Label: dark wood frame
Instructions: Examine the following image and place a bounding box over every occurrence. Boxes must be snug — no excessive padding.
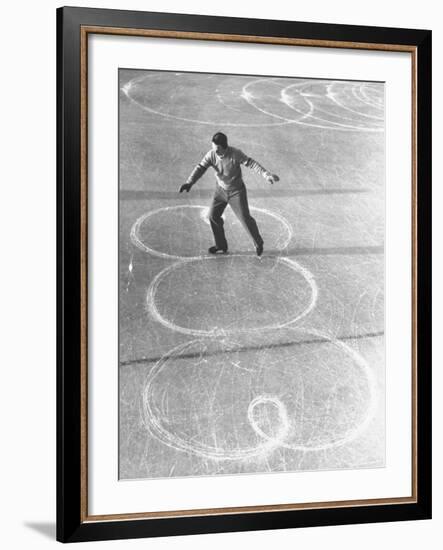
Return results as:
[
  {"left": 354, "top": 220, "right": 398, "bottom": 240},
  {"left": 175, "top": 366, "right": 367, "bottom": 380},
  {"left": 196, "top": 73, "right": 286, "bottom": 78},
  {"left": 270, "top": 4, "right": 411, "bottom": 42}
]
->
[{"left": 57, "top": 6, "right": 432, "bottom": 543}]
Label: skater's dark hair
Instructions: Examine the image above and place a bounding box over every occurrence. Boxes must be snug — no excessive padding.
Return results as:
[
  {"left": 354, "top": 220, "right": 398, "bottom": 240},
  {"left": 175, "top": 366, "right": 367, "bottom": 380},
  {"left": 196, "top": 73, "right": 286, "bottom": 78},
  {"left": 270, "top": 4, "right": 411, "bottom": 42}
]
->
[{"left": 212, "top": 132, "right": 228, "bottom": 148}]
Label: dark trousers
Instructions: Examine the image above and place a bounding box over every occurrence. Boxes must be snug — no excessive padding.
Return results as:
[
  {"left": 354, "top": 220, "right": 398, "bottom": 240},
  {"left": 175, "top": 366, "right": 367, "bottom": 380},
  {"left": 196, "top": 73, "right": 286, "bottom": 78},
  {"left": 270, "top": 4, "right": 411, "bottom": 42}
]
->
[{"left": 208, "top": 184, "right": 263, "bottom": 250}]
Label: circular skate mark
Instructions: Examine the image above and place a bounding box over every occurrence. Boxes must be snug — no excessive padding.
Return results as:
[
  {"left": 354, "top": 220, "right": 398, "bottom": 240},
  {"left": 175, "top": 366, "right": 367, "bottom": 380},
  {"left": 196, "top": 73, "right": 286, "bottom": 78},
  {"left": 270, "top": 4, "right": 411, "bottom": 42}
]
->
[
  {"left": 122, "top": 73, "right": 293, "bottom": 127},
  {"left": 147, "top": 256, "right": 318, "bottom": 336},
  {"left": 358, "top": 84, "right": 384, "bottom": 108},
  {"left": 130, "top": 205, "right": 293, "bottom": 260},
  {"left": 141, "top": 331, "right": 377, "bottom": 460},
  {"left": 121, "top": 73, "right": 384, "bottom": 132},
  {"left": 326, "top": 82, "right": 384, "bottom": 121},
  {"left": 274, "top": 80, "right": 384, "bottom": 130}
]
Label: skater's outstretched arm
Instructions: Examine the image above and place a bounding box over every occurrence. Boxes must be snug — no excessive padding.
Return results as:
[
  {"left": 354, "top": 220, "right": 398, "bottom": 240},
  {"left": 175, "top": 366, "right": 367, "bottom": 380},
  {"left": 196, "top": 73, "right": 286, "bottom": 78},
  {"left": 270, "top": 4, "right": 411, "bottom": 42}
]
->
[
  {"left": 238, "top": 150, "right": 280, "bottom": 184},
  {"left": 180, "top": 151, "right": 213, "bottom": 193}
]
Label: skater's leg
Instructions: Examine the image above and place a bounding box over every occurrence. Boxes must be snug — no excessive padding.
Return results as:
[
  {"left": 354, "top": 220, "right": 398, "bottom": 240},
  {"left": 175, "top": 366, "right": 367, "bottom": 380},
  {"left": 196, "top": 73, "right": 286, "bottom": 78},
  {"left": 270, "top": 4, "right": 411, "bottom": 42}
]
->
[
  {"left": 208, "top": 186, "right": 228, "bottom": 250},
  {"left": 229, "top": 187, "right": 263, "bottom": 250}
]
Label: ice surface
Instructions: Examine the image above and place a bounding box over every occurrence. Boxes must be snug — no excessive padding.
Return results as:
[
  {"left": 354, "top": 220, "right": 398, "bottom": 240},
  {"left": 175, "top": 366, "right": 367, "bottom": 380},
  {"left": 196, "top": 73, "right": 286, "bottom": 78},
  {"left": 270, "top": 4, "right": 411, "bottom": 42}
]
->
[{"left": 118, "top": 70, "right": 385, "bottom": 480}]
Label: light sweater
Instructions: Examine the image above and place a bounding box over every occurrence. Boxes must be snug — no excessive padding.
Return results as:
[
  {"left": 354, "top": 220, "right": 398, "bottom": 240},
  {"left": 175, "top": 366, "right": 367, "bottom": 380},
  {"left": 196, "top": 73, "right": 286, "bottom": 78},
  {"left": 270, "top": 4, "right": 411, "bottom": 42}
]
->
[{"left": 186, "top": 146, "right": 271, "bottom": 191}]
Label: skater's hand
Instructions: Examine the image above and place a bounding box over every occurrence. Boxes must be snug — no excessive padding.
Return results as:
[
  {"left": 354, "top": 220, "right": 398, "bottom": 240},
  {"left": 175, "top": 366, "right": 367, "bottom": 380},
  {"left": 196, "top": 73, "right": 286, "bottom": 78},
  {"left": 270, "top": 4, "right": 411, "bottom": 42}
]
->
[
  {"left": 179, "top": 183, "right": 192, "bottom": 193},
  {"left": 267, "top": 174, "right": 280, "bottom": 185}
]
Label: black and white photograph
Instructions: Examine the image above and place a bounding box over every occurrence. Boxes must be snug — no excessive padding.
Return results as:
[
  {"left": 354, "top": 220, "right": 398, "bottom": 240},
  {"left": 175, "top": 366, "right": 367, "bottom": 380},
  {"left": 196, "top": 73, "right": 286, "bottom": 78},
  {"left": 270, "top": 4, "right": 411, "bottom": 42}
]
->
[{"left": 118, "top": 69, "right": 385, "bottom": 481}]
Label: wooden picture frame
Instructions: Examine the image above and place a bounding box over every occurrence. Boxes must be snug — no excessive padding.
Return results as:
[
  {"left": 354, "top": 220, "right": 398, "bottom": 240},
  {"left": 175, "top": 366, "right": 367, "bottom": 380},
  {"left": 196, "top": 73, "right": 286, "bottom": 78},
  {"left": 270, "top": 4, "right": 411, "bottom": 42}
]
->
[{"left": 57, "top": 6, "right": 431, "bottom": 543}]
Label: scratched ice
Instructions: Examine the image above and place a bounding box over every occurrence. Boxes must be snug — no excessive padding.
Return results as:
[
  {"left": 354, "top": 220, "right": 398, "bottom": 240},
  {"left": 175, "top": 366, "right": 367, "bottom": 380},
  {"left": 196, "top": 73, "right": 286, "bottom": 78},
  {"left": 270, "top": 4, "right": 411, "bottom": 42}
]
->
[
  {"left": 118, "top": 70, "right": 385, "bottom": 480},
  {"left": 131, "top": 205, "right": 292, "bottom": 260},
  {"left": 147, "top": 256, "right": 317, "bottom": 336},
  {"left": 140, "top": 331, "right": 378, "bottom": 466},
  {"left": 122, "top": 72, "right": 384, "bottom": 131}
]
